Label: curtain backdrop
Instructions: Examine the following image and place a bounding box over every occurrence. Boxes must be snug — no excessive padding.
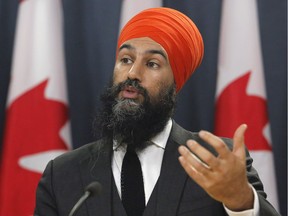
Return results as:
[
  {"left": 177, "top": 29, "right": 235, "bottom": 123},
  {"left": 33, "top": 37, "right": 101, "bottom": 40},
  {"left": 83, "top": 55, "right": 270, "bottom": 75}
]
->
[{"left": 0, "top": 0, "right": 286, "bottom": 215}]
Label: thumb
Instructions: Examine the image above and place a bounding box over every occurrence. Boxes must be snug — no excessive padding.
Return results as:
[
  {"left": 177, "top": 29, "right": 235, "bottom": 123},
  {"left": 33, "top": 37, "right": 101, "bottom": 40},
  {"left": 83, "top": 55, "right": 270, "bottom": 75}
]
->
[{"left": 233, "top": 124, "right": 248, "bottom": 161}]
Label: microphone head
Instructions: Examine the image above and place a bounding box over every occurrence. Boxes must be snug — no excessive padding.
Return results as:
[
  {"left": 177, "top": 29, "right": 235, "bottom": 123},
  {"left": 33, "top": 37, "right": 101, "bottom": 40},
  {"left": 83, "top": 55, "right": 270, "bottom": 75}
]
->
[{"left": 85, "top": 181, "right": 102, "bottom": 196}]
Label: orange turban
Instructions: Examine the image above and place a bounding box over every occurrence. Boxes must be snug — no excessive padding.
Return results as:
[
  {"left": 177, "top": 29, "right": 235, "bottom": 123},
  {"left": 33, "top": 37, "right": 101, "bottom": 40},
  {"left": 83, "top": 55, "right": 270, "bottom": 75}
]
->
[{"left": 118, "top": 7, "right": 204, "bottom": 92}]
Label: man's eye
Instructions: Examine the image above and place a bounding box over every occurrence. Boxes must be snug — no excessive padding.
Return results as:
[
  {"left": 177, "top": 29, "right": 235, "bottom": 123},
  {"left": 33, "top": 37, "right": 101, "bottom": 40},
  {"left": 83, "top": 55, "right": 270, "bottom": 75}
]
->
[
  {"left": 121, "top": 58, "right": 132, "bottom": 64},
  {"left": 147, "top": 61, "right": 159, "bottom": 68}
]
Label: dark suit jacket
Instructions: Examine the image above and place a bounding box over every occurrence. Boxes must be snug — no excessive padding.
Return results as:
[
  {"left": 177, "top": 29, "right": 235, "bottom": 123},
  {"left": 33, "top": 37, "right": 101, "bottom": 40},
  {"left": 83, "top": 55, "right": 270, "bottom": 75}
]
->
[{"left": 34, "top": 121, "right": 280, "bottom": 216}]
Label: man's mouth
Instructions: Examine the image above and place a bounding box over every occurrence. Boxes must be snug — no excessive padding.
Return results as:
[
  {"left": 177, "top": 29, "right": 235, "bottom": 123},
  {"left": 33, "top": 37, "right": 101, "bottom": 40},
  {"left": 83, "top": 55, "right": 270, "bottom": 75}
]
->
[{"left": 121, "top": 86, "right": 141, "bottom": 99}]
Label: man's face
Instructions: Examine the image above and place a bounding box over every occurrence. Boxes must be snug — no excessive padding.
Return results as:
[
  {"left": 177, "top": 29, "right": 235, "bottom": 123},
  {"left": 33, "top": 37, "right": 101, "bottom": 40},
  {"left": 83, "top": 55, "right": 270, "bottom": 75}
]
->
[
  {"left": 113, "top": 37, "right": 174, "bottom": 105},
  {"left": 95, "top": 37, "right": 176, "bottom": 146}
]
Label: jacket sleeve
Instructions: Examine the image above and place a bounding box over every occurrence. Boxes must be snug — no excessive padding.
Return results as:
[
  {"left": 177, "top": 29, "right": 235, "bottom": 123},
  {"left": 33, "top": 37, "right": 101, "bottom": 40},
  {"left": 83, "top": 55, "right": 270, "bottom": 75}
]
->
[
  {"left": 34, "top": 160, "right": 59, "bottom": 216},
  {"left": 244, "top": 148, "right": 280, "bottom": 216}
]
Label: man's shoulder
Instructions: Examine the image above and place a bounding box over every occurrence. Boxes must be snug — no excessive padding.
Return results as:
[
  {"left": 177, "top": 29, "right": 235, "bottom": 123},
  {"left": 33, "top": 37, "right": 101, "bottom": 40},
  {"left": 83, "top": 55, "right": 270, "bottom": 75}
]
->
[
  {"left": 171, "top": 120, "right": 233, "bottom": 150},
  {"left": 170, "top": 120, "right": 199, "bottom": 140},
  {"left": 52, "top": 139, "right": 108, "bottom": 166}
]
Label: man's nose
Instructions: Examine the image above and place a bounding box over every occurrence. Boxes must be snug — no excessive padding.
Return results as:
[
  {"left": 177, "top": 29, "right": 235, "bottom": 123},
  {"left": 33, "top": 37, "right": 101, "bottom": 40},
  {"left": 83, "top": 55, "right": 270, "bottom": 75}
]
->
[{"left": 127, "top": 61, "right": 142, "bottom": 81}]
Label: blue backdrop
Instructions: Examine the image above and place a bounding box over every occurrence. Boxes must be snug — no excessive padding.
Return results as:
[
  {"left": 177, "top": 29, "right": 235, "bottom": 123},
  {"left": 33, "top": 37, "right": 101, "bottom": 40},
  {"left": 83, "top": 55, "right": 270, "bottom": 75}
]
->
[{"left": 0, "top": 0, "right": 286, "bottom": 214}]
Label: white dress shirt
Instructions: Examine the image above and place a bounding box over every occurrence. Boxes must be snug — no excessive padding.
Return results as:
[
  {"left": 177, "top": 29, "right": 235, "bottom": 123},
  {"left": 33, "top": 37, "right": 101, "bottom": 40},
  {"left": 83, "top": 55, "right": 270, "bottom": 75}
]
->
[{"left": 112, "top": 119, "right": 259, "bottom": 215}]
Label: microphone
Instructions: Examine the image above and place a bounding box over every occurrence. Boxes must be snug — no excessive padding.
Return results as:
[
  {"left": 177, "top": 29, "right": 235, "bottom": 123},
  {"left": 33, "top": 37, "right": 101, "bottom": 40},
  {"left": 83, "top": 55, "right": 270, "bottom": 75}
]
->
[{"left": 68, "top": 181, "right": 102, "bottom": 216}]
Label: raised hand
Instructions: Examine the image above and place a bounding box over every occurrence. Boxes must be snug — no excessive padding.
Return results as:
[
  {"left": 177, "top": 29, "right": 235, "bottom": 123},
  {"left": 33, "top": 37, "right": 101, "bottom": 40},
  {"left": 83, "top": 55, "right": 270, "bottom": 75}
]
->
[{"left": 178, "top": 124, "right": 254, "bottom": 211}]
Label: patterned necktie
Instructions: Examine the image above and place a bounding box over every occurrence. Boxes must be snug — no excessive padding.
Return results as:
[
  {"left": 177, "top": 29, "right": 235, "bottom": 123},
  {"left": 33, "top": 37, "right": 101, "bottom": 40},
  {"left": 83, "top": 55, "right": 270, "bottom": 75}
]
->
[{"left": 121, "top": 145, "right": 145, "bottom": 216}]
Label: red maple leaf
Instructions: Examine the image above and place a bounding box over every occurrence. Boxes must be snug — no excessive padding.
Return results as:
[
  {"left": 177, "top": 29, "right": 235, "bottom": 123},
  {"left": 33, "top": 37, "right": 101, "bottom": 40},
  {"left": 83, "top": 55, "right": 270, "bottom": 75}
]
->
[
  {"left": 215, "top": 72, "right": 271, "bottom": 151},
  {"left": 0, "top": 79, "right": 69, "bottom": 215}
]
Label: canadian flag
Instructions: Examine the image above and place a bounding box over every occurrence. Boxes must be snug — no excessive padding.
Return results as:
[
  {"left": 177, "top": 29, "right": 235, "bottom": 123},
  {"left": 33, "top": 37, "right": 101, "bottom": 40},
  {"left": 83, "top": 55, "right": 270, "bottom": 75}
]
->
[
  {"left": 0, "top": 0, "right": 71, "bottom": 215},
  {"left": 215, "top": 0, "right": 279, "bottom": 210}
]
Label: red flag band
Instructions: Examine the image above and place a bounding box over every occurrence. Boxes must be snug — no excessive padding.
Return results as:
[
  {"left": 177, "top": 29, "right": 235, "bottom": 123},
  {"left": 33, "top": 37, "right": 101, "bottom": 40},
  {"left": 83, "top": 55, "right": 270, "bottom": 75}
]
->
[
  {"left": 0, "top": 0, "right": 71, "bottom": 215},
  {"left": 215, "top": 0, "right": 279, "bottom": 210}
]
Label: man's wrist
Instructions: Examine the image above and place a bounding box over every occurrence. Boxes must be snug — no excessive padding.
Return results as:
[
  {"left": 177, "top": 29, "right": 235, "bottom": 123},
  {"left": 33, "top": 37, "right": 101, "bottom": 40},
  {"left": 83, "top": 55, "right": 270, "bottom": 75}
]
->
[
  {"left": 224, "top": 185, "right": 260, "bottom": 216},
  {"left": 224, "top": 184, "right": 254, "bottom": 211}
]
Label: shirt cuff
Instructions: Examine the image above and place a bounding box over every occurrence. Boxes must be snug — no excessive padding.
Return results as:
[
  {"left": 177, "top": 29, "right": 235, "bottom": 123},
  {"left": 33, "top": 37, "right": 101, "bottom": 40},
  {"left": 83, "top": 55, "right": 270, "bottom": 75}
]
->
[{"left": 224, "top": 185, "right": 260, "bottom": 216}]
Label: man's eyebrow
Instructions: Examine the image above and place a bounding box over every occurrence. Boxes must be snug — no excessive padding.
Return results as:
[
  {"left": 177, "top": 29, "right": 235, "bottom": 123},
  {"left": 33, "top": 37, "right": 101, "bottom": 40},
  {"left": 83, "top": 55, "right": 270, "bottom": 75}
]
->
[
  {"left": 146, "top": 49, "right": 168, "bottom": 61},
  {"left": 119, "top": 44, "right": 168, "bottom": 61},
  {"left": 119, "top": 43, "right": 134, "bottom": 51}
]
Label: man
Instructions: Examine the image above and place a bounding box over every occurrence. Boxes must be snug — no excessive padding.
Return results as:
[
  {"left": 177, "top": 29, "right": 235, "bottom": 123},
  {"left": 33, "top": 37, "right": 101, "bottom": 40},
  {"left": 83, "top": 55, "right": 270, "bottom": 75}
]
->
[{"left": 35, "top": 7, "right": 279, "bottom": 216}]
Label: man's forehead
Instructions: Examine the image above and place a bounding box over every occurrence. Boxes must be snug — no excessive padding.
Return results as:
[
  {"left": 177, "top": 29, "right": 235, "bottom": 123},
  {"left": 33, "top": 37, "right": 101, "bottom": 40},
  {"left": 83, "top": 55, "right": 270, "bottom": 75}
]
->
[
  {"left": 119, "top": 37, "right": 168, "bottom": 59},
  {"left": 120, "top": 37, "right": 163, "bottom": 48}
]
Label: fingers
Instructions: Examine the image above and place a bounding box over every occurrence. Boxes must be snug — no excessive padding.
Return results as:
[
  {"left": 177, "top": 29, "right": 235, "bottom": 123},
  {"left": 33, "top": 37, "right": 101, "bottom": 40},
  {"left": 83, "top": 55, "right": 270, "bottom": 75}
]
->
[
  {"left": 179, "top": 124, "right": 248, "bottom": 176},
  {"left": 233, "top": 124, "right": 247, "bottom": 146},
  {"left": 178, "top": 133, "right": 227, "bottom": 175},
  {"left": 185, "top": 140, "right": 218, "bottom": 169},
  {"left": 198, "top": 130, "right": 230, "bottom": 158},
  {"left": 178, "top": 146, "right": 205, "bottom": 183},
  {"left": 178, "top": 144, "right": 208, "bottom": 174},
  {"left": 233, "top": 124, "right": 247, "bottom": 160}
]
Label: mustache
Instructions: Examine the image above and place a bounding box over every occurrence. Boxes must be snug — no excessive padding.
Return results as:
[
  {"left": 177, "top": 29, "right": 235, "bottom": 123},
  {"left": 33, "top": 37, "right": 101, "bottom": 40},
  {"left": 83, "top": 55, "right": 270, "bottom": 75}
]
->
[{"left": 115, "top": 79, "right": 148, "bottom": 98}]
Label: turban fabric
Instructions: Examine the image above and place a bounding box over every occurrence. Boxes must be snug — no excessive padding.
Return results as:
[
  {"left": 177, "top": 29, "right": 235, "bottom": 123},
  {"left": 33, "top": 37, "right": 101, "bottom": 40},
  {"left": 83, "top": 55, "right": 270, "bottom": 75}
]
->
[{"left": 118, "top": 7, "right": 204, "bottom": 92}]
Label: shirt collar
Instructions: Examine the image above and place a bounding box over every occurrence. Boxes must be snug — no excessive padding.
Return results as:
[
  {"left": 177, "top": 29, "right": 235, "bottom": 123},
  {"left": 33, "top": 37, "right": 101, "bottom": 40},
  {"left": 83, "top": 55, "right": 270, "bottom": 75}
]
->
[
  {"left": 150, "top": 118, "right": 172, "bottom": 149},
  {"left": 113, "top": 118, "right": 173, "bottom": 150}
]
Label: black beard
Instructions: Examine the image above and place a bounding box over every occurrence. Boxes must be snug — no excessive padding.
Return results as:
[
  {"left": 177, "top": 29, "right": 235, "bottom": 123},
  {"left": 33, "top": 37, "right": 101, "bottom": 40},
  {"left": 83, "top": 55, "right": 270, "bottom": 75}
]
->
[{"left": 94, "top": 78, "right": 176, "bottom": 150}]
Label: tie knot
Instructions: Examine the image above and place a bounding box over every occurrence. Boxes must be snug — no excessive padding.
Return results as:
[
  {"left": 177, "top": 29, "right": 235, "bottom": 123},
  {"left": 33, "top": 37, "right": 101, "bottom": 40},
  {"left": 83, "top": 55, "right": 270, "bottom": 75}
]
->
[{"left": 126, "top": 144, "right": 136, "bottom": 153}]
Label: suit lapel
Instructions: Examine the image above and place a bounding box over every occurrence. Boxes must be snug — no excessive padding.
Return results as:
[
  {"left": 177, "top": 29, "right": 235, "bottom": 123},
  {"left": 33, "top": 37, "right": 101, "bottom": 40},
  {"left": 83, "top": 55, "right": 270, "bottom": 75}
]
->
[
  {"left": 143, "top": 136, "right": 188, "bottom": 216},
  {"left": 153, "top": 122, "right": 196, "bottom": 216},
  {"left": 78, "top": 140, "right": 113, "bottom": 216}
]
